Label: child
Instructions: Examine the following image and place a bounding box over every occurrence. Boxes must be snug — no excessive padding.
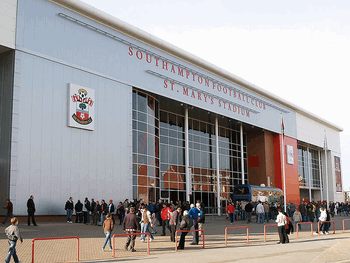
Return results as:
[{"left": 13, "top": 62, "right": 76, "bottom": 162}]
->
[{"left": 4, "top": 217, "right": 23, "bottom": 263}]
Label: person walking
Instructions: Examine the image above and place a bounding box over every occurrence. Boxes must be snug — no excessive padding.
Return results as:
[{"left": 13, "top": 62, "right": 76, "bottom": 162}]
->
[
  {"left": 177, "top": 210, "right": 193, "bottom": 250},
  {"left": 140, "top": 206, "right": 154, "bottom": 242},
  {"left": 65, "top": 197, "right": 74, "bottom": 223},
  {"left": 27, "top": 195, "right": 37, "bottom": 226},
  {"left": 276, "top": 207, "right": 289, "bottom": 244},
  {"left": 123, "top": 207, "right": 140, "bottom": 252},
  {"left": 4, "top": 217, "right": 23, "bottom": 263},
  {"left": 102, "top": 213, "right": 114, "bottom": 251},
  {"left": 2, "top": 199, "right": 13, "bottom": 224}
]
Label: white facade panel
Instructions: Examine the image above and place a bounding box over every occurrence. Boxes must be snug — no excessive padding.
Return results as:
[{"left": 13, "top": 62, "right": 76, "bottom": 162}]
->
[
  {"left": 0, "top": 0, "right": 16, "bottom": 49},
  {"left": 10, "top": 51, "right": 133, "bottom": 215},
  {"left": 296, "top": 112, "right": 341, "bottom": 153}
]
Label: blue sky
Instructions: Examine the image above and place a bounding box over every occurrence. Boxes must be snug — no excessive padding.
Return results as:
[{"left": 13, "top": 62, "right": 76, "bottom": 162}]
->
[{"left": 81, "top": 0, "right": 350, "bottom": 191}]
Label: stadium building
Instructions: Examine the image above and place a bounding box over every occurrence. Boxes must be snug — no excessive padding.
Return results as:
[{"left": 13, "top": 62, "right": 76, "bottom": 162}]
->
[{"left": 0, "top": 0, "right": 343, "bottom": 215}]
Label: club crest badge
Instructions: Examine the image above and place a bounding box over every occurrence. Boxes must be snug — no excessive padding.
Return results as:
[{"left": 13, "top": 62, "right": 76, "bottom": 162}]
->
[{"left": 68, "top": 84, "right": 95, "bottom": 130}]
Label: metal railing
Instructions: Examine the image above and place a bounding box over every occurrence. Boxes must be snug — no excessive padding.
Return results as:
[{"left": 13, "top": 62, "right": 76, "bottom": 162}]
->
[
  {"left": 264, "top": 224, "right": 278, "bottom": 242},
  {"left": 32, "top": 236, "right": 79, "bottom": 263},
  {"left": 296, "top": 222, "right": 313, "bottom": 238},
  {"left": 225, "top": 226, "right": 249, "bottom": 246}
]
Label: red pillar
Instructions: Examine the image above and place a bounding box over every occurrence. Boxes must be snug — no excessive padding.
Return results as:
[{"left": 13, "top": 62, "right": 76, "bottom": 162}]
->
[{"left": 273, "top": 134, "right": 300, "bottom": 205}]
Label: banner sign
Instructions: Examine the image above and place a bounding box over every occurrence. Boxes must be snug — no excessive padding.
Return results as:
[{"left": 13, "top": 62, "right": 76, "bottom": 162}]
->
[
  {"left": 334, "top": 156, "right": 342, "bottom": 192},
  {"left": 68, "top": 83, "right": 95, "bottom": 131},
  {"left": 286, "top": 145, "right": 294, "bottom": 165}
]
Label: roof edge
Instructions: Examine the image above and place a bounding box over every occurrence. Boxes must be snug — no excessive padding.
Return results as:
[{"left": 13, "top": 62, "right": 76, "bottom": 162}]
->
[{"left": 50, "top": 0, "right": 343, "bottom": 132}]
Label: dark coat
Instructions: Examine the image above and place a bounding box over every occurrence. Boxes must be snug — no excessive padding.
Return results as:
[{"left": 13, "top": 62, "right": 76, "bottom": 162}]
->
[
  {"left": 75, "top": 202, "right": 83, "bottom": 213},
  {"left": 27, "top": 198, "right": 36, "bottom": 213},
  {"left": 179, "top": 215, "right": 193, "bottom": 231},
  {"left": 123, "top": 213, "right": 140, "bottom": 230},
  {"left": 65, "top": 200, "right": 74, "bottom": 210}
]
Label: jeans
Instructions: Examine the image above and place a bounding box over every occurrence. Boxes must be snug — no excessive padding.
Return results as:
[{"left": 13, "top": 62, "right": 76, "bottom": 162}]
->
[
  {"left": 5, "top": 240, "right": 19, "bottom": 263},
  {"left": 257, "top": 213, "right": 265, "bottom": 223},
  {"left": 99, "top": 214, "right": 105, "bottom": 226},
  {"left": 66, "top": 209, "right": 73, "bottom": 222},
  {"left": 141, "top": 223, "right": 153, "bottom": 241},
  {"left": 191, "top": 218, "right": 199, "bottom": 244},
  {"left": 2, "top": 212, "right": 13, "bottom": 224},
  {"left": 228, "top": 213, "right": 234, "bottom": 223},
  {"left": 264, "top": 212, "right": 270, "bottom": 223},
  {"left": 241, "top": 210, "right": 246, "bottom": 221},
  {"left": 102, "top": 231, "right": 112, "bottom": 249}
]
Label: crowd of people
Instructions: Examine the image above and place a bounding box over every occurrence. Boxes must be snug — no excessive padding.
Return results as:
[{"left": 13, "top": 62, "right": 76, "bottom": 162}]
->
[
  {"left": 2, "top": 196, "right": 350, "bottom": 261},
  {"left": 64, "top": 197, "right": 205, "bottom": 251}
]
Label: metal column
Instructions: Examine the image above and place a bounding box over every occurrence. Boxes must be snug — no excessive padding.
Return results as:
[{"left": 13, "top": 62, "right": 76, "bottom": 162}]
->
[
  {"left": 307, "top": 146, "right": 312, "bottom": 201},
  {"left": 185, "top": 108, "right": 190, "bottom": 202},
  {"left": 318, "top": 150, "right": 324, "bottom": 202},
  {"left": 240, "top": 123, "right": 245, "bottom": 184},
  {"left": 215, "top": 117, "right": 221, "bottom": 216}
]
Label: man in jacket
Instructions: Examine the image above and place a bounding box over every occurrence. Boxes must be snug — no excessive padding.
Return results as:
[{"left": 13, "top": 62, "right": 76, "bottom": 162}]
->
[
  {"left": 65, "top": 197, "right": 74, "bottom": 223},
  {"left": 256, "top": 201, "right": 265, "bottom": 224},
  {"left": 2, "top": 199, "right": 13, "bottom": 224},
  {"left": 92, "top": 201, "right": 101, "bottom": 226},
  {"left": 108, "top": 200, "right": 115, "bottom": 224},
  {"left": 263, "top": 202, "right": 270, "bottom": 223},
  {"left": 99, "top": 200, "right": 108, "bottom": 226},
  {"left": 245, "top": 200, "right": 253, "bottom": 223},
  {"left": 161, "top": 203, "right": 171, "bottom": 236},
  {"left": 27, "top": 195, "right": 37, "bottom": 226},
  {"left": 227, "top": 202, "right": 235, "bottom": 224},
  {"left": 188, "top": 203, "right": 203, "bottom": 245},
  {"left": 276, "top": 207, "right": 288, "bottom": 244},
  {"left": 177, "top": 210, "right": 193, "bottom": 250},
  {"left": 75, "top": 200, "right": 83, "bottom": 223},
  {"left": 83, "top": 197, "right": 91, "bottom": 224},
  {"left": 123, "top": 207, "right": 140, "bottom": 252},
  {"left": 169, "top": 207, "right": 182, "bottom": 242}
]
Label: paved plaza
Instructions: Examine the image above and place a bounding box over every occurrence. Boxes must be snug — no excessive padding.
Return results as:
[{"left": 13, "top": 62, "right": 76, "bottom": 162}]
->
[{"left": 1, "top": 215, "right": 350, "bottom": 262}]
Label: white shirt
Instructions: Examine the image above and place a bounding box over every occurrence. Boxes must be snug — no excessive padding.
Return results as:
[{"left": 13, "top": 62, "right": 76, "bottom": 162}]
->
[
  {"left": 256, "top": 203, "right": 264, "bottom": 214},
  {"left": 275, "top": 212, "right": 287, "bottom": 226},
  {"left": 319, "top": 210, "right": 327, "bottom": 222}
]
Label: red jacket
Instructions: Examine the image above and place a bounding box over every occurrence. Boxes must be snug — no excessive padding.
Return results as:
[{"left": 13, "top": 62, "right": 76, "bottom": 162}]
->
[
  {"left": 161, "top": 207, "right": 171, "bottom": 221},
  {"left": 227, "top": 204, "right": 235, "bottom": 214}
]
